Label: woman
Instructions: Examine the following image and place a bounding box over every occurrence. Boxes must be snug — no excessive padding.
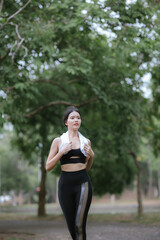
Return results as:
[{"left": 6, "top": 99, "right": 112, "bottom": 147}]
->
[{"left": 46, "top": 106, "right": 94, "bottom": 240}]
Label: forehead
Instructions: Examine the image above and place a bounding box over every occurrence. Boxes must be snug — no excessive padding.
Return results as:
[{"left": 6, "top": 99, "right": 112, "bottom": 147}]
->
[{"left": 68, "top": 111, "right": 81, "bottom": 118}]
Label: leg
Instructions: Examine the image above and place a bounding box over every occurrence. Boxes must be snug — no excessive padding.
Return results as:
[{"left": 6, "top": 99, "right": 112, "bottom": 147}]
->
[
  {"left": 58, "top": 181, "right": 77, "bottom": 240},
  {"left": 75, "top": 181, "right": 92, "bottom": 240}
]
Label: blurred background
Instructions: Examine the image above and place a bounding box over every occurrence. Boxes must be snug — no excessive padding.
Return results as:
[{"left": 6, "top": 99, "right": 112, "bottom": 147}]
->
[{"left": 0, "top": 0, "right": 160, "bottom": 219}]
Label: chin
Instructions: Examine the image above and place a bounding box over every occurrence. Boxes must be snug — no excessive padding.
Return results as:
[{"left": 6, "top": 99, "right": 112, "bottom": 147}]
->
[{"left": 73, "top": 126, "right": 80, "bottom": 129}]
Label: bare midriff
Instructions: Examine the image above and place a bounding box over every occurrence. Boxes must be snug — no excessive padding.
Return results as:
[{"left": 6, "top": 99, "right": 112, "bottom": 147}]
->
[{"left": 61, "top": 163, "right": 86, "bottom": 172}]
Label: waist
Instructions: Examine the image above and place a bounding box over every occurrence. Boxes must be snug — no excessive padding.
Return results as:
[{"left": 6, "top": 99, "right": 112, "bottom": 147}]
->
[
  {"left": 61, "top": 168, "right": 87, "bottom": 175},
  {"left": 61, "top": 163, "right": 86, "bottom": 172},
  {"left": 59, "top": 169, "right": 90, "bottom": 186}
]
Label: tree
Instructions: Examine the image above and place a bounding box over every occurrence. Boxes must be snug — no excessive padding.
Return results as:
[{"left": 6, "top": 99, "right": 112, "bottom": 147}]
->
[
  {"left": 0, "top": 129, "right": 38, "bottom": 201},
  {"left": 1, "top": 0, "right": 160, "bottom": 217},
  {"left": 145, "top": 115, "right": 160, "bottom": 198}
]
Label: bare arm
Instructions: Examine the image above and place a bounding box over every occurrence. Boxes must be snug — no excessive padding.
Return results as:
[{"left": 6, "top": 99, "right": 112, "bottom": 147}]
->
[
  {"left": 84, "top": 139, "right": 94, "bottom": 171},
  {"left": 46, "top": 138, "right": 62, "bottom": 171},
  {"left": 46, "top": 138, "right": 73, "bottom": 171}
]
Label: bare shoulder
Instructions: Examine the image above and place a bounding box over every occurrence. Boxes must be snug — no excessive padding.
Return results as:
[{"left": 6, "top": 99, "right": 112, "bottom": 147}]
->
[{"left": 51, "top": 137, "right": 61, "bottom": 148}]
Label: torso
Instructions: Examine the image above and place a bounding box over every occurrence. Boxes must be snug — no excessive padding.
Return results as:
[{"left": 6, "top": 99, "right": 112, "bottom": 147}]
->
[
  {"left": 61, "top": 163, "right": 86, "bottom": 172},
  {"left": 58, "top": 137, "right": 87, "bottom": 172}
]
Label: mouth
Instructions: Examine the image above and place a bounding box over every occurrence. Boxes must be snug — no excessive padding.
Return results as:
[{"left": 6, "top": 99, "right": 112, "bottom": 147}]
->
[{"left": 74, "top": 123, "right": 79, "bottom": 126}]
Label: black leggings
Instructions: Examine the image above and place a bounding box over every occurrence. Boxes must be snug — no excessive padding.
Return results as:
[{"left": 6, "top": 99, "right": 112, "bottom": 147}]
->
[{"left": 58, "top": 169, "right": 92, "bottom": 240}]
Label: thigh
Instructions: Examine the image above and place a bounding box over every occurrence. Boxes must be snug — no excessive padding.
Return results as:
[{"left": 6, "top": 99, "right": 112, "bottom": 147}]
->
[
  {"left": 75, "top": 180, "right": 92, "bottom": 231},
  {"left": 58, "top": 182, "right": 77, "bottom": 238},
  {"left": 58, "top": 185, "right": 75, "bottom": 214}
]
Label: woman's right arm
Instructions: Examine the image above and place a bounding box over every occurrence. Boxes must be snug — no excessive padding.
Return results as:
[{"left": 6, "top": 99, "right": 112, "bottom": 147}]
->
[{"left": 46, "top": 137, "right": 63, "bottom": 171}]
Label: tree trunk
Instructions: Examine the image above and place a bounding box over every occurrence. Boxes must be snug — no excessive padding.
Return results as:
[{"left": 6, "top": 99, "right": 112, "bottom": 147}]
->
[
  {"left": 157, "top": 169, "right": 160, "bottom": 198},
  {"left": 129, "top": 151, "right": 143, "bottom": 217},
  {"left": 38, "top": 145, "right": 46, "bottom": 216},
  {"left": 148, "top": 162, "right": 153, "bottom": 198},
  {"left": 17, "top": 190, "right": 23, "bottom": 205}
]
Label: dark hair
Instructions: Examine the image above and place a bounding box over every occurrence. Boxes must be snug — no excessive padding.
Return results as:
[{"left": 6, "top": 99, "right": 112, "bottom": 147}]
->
[{"left": 63, "top": 106, "right": 81, "bottom": 126}]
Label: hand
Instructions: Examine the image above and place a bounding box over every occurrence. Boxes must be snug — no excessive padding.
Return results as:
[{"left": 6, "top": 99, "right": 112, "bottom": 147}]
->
[
  {"left": 61, "top": 142, "right": 72, "bottom": 155},
  {"left": 84, "top": 143, "right": 92, "bottom": 157}
]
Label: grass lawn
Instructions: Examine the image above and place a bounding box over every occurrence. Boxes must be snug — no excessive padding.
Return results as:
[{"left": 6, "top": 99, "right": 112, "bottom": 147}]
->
[
  {"left": 0, "top": 212, "right": 160, "bottom": 225},
  {"left": 88, "top": 212, "right": 160, "bottom": 225}
]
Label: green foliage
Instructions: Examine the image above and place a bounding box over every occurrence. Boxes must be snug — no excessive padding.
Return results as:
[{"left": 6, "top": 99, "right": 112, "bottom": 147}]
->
[
  {"left": 0, "top": 130, "right": 38, "bottom": 194},
  {"left": 1, "top": 0, "right": 160, "bottom": 197}
]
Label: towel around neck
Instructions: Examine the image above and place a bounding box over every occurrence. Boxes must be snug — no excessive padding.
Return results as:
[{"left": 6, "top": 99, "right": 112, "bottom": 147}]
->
[{"left": 59, "top": 131, "right": 88, "bottom": 157}]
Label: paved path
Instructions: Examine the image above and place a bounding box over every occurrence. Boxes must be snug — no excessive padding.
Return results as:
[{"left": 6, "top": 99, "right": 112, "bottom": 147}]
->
[
  {"left": 1, "top": 202, "right": 160, "bottom": 239},
  {"left": 0, "top": 219, "right": 160, "bottom": 240}
]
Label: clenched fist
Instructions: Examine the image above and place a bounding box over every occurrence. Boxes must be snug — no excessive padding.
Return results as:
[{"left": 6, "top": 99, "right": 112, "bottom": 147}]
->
[{"left": 61, "top": 142, "right": 72, "bottom": 155}]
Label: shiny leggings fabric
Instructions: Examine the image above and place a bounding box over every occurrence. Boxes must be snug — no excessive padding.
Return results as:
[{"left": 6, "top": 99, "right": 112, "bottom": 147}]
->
[{"left": 58, "top": 169, "right": 92, "bottom": 240}]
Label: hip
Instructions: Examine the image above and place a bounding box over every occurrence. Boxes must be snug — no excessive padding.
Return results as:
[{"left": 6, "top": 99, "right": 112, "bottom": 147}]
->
[{"left": 59, "top": 169, "right": 91, "bottom": 187}]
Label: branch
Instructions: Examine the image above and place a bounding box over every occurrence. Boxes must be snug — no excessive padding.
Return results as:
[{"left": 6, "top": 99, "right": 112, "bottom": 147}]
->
[
  {"left": 2, "top": 86, "right": 15, "bottom": 91},
  {"left": 128, "top": 151, "right": 141, "bottom": 170},
  {"left": 9, "top": 22, "right": 28, "bottom": 62},
  {"left": 22, "top": 45, "right": 28, "bottom": 59},
  {"left": 0, "top": 0, "right": 32, "bottom": 29},
  {"left": 0, "top": 0, "right": 4, "bottom": 15},
  {"left": 67, "top": 80, "right": 78, "bottom": 84},
  {"left": 24, "top": 98, "right": 97, "bottom": 118},
  {"left": 154, "top": 0, "right": 160, "bottom": 4},
  {"left": 75, "top": 97, "right": 97, "bottom": 107},
  {"left": 2, "top": 79, "right": 76, "bottom": 98},
  {"left": 35, "top": 80, "right": 74, "bottom": 99},
  {"left": 0, "top": 49, "right": 10, "bottom": 62}
]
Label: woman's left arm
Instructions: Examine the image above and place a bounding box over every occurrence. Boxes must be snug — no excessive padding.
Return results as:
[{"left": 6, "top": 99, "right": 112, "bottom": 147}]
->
[{"left": 84, "top": 140, "right": 94, "bottom": 171}]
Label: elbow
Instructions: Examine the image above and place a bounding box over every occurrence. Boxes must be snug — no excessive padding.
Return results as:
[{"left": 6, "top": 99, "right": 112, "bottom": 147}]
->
[
  {"left": 86, "top": 165, "right": 92, "bottom": 172},
  {"left": 46, "top": 162, "right": 51, "bottom": 172},
  {"left": 46, "top": 165, "right": 50, "bottom": 171},
  {"left": 46, "top": 162, "right": 56, "bottom": 171}
]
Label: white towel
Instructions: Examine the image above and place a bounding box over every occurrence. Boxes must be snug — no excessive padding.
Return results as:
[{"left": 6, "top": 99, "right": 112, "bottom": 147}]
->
[{"left": 59, "top": 131, "right": 88, "bottom": 157}]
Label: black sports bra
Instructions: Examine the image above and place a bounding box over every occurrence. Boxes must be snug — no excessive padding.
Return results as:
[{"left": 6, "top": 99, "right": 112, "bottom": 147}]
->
[{"left": 60, "top": 149, "right": 86, "bottom": 165}]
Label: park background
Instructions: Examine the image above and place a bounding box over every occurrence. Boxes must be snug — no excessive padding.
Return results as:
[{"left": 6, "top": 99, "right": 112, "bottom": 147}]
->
[{"left": 0, "top": 0, "right": 160, "bottom": 239}]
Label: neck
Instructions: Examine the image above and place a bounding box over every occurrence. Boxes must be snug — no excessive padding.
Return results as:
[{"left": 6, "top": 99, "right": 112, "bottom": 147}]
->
[{"left": 68, "top": 129, "right": 79, "bottom": 138}]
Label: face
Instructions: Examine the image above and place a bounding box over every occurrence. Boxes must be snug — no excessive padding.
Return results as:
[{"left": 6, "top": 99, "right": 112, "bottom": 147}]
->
[{"left": 65, "top": 111, "right": 81, "bottom": 130}]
